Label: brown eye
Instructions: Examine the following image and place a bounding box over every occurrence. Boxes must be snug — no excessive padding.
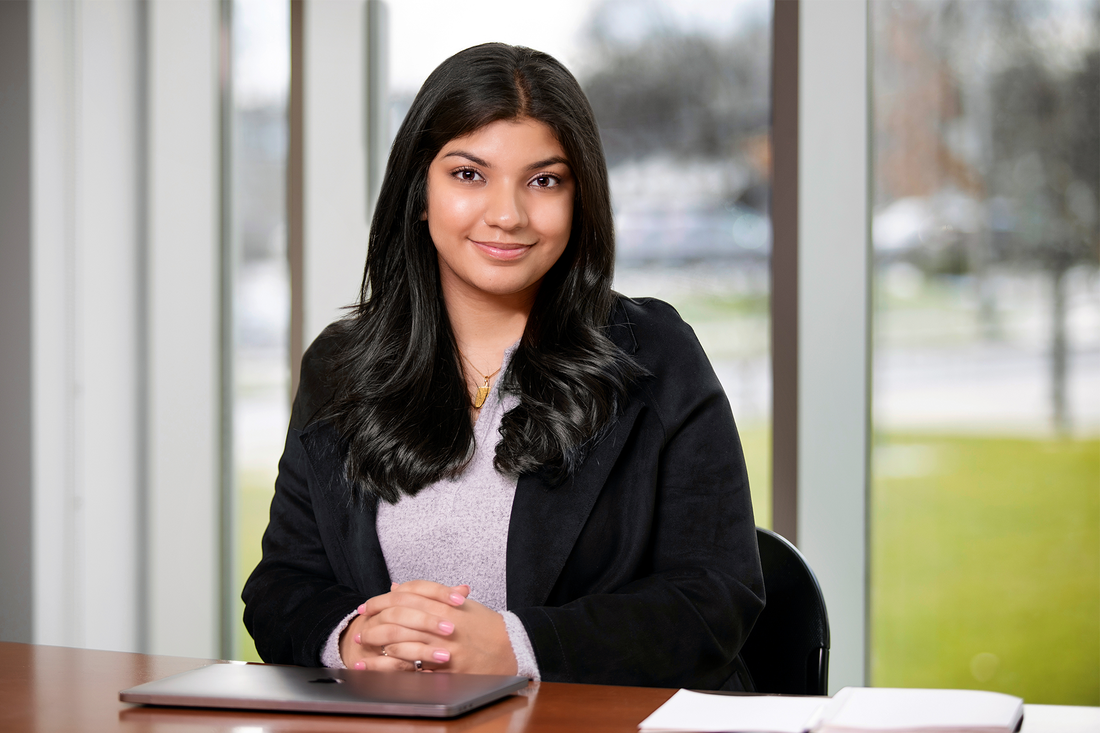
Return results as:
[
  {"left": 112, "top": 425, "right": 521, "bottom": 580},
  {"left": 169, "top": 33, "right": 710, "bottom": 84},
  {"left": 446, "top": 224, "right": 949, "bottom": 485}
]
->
[
  {"left": 455, "top": 168, "right": 482, "bottom": 182},
  {"left": 532, "top": 175, "right": 558, "bottom": 188}
]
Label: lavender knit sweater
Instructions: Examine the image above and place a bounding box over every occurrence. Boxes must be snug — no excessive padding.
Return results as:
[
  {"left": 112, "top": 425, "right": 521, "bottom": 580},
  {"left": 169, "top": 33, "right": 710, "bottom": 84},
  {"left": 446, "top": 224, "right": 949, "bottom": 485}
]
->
[{"left": 320, "top": 346, "right": 539, "bottom": 678}]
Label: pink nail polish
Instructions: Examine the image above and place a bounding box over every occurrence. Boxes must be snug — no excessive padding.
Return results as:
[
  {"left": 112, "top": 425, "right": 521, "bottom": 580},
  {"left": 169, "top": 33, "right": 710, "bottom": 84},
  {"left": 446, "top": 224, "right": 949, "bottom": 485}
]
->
[
  {"left": 438, "top": 620, "right": 454, "bottom": 634},
  {"left": 357, "top": 603, "right": 366, "bottom": 614},
  {"left": 353, "top": 661, "right": 365, "bottom": 670},
  {"left": 449, "top": 593, "right": 465, "bottom": 605},
  {"left": 354, "top": 633, "right": 361, "bottom": 644},
  {"left": 432, "top": 650, "right": 450, "bottom": 663}
]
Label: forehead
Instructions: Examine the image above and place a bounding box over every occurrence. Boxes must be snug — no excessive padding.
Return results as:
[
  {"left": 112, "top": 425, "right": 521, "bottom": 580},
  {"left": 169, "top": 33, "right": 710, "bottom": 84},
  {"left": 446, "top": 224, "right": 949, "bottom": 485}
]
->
[{"left": 436, "top": 118, "right": 568, "bottom": 163}]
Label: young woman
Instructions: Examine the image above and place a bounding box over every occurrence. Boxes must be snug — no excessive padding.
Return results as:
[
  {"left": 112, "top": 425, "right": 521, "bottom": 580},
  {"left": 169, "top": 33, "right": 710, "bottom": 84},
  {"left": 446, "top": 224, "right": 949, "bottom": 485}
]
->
[{"left": 242, "top": 42, "right": 764, "bottom": 691}]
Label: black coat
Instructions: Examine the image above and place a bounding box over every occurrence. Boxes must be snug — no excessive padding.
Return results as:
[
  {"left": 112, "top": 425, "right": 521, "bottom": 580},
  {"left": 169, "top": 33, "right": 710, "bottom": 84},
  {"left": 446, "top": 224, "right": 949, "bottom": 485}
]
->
[{"left": 242, "top": 296, "right": 765, "bottom": 689}]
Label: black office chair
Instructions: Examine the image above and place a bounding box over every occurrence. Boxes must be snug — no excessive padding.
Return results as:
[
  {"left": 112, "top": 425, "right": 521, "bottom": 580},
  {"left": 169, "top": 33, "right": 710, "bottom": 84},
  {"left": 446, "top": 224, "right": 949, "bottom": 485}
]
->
[{"left": 739, "top": 527, "right": 830, "bottom": 695}]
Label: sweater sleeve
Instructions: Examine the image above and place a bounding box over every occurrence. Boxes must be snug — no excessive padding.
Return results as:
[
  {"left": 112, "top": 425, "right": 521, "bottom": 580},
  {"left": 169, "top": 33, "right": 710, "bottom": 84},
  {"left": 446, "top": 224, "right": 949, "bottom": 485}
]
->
[
  {"left": 502, "top": 611, "right": 541, "bottom": 680},
  {"left": 321, "top": 608, "right": 360, "bottom": 669},
  {"left": 241, "top": 423, "right": 372, "bottom": 666}
]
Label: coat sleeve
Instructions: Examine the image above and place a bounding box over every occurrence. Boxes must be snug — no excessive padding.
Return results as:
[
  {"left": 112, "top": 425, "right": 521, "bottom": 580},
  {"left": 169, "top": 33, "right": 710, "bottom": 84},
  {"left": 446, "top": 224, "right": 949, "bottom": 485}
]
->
[
  {"left": 241, "top": 425, "right": 368, "bottom": 666},
  {"left": 241, "top": 325, "right": 371, "bottom": 666},
  {"left": 510, "top": 299, "right": 765, "bottom": 689}
]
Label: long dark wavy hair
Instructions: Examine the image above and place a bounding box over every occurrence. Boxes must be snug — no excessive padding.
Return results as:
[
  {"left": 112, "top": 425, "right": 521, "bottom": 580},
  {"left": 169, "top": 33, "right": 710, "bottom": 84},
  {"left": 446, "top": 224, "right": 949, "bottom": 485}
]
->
[{"left": 319, "top": 43, "right": 643, "bottom": 504}]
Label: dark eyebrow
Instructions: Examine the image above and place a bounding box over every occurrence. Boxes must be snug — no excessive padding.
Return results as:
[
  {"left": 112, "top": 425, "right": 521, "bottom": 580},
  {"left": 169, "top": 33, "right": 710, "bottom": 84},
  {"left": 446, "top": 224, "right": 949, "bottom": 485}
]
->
[
  {"left": 440, "top": 151, "right": 570, "bottom": 172},
  {"left": 527, "top": 156, "right": 570, "bottom": 171},
  {"left": 442, "top": 150, "right": 490, "bottom": 167}
]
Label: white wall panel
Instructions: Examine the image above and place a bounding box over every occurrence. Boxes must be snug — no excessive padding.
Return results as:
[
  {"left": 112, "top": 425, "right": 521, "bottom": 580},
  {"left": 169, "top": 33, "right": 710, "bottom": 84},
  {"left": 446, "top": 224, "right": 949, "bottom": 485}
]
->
[
  {"left": 302, "top": 0, "right": 371, "bottom": 348},
  {"left": 146, "top": 0, "right": 220, "bottom": 659},
  {"left": 798, "top": 0, "right": 871, "bottom": 692},
  {"left": 29, "top": 0, "right": 70, "bottom": 647},
  {"left": 31, "top": 0, "right": 144, "bottom": 653},
  {"left": 74, "top": 0, "right": 144, "bottom": 653}
]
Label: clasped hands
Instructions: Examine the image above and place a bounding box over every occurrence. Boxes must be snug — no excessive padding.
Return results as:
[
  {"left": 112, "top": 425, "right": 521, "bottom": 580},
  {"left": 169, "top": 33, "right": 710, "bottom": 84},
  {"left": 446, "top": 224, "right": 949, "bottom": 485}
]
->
[{"left": 339, "top": 580, "right": 518, "bottom": 675}]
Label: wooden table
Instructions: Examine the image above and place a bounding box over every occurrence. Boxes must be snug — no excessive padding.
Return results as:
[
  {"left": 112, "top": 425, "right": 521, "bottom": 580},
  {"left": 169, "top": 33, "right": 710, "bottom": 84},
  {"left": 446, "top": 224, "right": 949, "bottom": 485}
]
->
[
  {"left": 0, "top": 641, "right": 676, "bottom": 732},
  {"left": 2, "top": 642, "right": 1096, "bottom": 732}
]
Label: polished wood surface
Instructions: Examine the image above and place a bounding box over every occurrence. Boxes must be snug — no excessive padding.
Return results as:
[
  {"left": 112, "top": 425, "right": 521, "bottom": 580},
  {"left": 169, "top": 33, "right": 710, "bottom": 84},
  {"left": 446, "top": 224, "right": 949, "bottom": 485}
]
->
[
  {"left": 4, "top": 643, "right": 1095, "bottom": 732},
  {"left": 0, "top": 642, "right": 676, "bottom": 732}
]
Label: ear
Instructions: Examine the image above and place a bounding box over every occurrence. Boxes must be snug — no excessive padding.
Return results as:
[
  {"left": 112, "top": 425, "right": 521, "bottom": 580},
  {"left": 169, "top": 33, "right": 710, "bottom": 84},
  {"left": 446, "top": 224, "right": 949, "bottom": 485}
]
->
[{"left": 419, "top": 210, "right": 428, "bottom": 221}]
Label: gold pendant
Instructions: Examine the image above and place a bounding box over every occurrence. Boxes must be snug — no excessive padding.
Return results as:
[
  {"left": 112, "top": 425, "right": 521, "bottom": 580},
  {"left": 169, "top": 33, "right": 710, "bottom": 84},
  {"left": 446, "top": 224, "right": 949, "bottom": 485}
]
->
[{"left": 474, "top": 377, "right": 490, "bottom": 408}]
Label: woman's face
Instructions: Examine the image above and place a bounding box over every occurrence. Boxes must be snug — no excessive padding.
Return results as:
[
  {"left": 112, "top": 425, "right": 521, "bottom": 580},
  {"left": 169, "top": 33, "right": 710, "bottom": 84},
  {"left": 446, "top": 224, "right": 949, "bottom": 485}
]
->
[{"left": 424, "top": 117, "right": 575, "bottom": 308}]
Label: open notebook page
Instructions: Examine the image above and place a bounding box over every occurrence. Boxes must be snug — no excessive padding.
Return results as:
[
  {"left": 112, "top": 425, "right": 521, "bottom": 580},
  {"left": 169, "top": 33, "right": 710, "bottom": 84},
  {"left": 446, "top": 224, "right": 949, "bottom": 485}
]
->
[
  {"left": 638, "top": 689, "right": 827, "bottom": 733},
  {"left": 822, "top": 687, "right": 1024, "bottom": 733}
]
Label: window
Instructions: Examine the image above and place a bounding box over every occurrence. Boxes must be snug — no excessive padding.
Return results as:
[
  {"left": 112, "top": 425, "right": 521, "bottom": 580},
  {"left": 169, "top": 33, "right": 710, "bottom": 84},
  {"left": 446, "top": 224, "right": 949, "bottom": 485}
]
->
[
  {"left": 870, "top": 0, "right": 1099, "bottom": 704},
  {"left": 227, "top": 0, "right": 291, "bottom": 661}
]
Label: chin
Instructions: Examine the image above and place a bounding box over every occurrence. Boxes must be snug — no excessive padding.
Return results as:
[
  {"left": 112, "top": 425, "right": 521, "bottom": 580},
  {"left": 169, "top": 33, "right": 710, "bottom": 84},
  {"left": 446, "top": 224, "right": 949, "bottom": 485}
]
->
[
  {"left": 462, "top": 270, "right": 534, "bottom": 294},
  {"left": 480, "top": 284, "right": 536, "bottom": 298}
]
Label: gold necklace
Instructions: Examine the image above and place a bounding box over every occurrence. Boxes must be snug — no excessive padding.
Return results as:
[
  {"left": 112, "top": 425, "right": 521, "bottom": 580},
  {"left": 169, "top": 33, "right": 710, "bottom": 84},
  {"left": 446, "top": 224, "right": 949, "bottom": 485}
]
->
[{"left": 459, "top": 353, "right": 502, "bottom": 409}]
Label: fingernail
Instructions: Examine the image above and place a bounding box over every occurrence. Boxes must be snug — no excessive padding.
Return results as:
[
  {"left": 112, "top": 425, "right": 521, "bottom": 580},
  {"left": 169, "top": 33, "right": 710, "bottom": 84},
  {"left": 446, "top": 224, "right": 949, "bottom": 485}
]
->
[
  {"left": 353, "top": 661, "right": 365, "bottom": 670},
  {"left": 449, "top": 593, "right": 465, "bottom": 605},
  {"left": 357, "top": 603, "right": 366, "bottom": 614},
  {"left": 354, "top": 633, "right": 361, "bottom": 644},
  {"left": 438, "top": 620, "right": 454, "bottom": 634},
  {"left": 432, "top": 649, "right": 450, "bottom": 663}
]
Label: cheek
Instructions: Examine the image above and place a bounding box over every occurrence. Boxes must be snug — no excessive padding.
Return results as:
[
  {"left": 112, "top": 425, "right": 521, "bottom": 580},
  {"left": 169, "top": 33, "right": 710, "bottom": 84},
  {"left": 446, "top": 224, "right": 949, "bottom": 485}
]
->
[
  {"left": 539, "top": 198, "right": 575, "bottom": 244},
  {"left": 427, "top": 192, "right": 476, "bottom": 242},
  {"left": 445, "top": 193, "right": 481, "bottom": 221}
]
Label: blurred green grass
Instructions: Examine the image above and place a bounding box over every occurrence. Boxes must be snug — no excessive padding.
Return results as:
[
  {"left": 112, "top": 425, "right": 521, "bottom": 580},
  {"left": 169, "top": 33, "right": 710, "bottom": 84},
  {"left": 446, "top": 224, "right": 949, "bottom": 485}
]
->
[
  {"left": 871, "top": 433, "right": 1100, "bottom": 705},
  {"left": 740, "top": 423, "right": 772, "bottom": 530},
  {"left": 236, "top": 466, "right": 278, "bottom": 662}
]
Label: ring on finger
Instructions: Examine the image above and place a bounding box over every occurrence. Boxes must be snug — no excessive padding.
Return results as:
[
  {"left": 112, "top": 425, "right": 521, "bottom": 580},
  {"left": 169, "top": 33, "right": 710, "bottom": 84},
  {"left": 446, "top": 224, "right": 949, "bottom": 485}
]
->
[
  {"left": 380, "top": 647, "right": 388, "bottom": 657},
  {"left": 414, "top": 660, "right": 423, "bottom": 672}
]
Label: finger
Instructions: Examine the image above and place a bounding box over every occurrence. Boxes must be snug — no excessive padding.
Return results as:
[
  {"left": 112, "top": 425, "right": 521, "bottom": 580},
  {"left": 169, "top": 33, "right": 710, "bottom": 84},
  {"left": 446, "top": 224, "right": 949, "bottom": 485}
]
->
[
  {"left": 389, "top": 581, "right": 469, "bottom": 609},
  {"left": 361, "top": 589, "right": 462, "bottom": 619},
  {"left": 361, "top": 592, "right": 442, "bottom": 619},
  {"left": 389, "top": 580, "right": 470, "bottom": 606},
  {"left": 381, "top": 641, "right": 452, "bottom": 668},
  {"left": 360, "top": 610, "right": 459, "bottom": 651},
  {"left": 349, "top": 655, "right": 420, "bottom": 673},
  {"left": 390, "top": 581, "right": 470, "bottom": 600},
  {"left": 358, "top": 648, "right": 424, "bottom": 673},
  {"left": 361, "top": 623, "right": 437, "bottom": 650},
  {"left": 367, "top": 605, "right": 456, "bottom": 637}
]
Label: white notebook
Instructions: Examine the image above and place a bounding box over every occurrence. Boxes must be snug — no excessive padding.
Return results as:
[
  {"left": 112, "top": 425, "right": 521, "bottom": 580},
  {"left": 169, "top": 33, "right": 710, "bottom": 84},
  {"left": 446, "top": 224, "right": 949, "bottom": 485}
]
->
[{"left": 638, "top": 687, "right": 1025, "bottom": 733}]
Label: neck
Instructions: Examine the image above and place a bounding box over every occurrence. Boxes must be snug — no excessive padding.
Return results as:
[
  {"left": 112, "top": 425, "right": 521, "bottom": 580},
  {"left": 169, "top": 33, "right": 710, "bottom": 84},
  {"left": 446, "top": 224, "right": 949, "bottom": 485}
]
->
[{"left": 443, "top": 285, "right": 534, "bottom": 372}]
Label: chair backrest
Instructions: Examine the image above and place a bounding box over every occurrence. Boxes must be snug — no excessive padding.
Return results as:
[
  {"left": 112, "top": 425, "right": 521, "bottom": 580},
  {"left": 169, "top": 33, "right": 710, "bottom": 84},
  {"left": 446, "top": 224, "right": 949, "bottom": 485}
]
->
[{"left": 739, "top": 527, "right": 830, "bottom": 695}]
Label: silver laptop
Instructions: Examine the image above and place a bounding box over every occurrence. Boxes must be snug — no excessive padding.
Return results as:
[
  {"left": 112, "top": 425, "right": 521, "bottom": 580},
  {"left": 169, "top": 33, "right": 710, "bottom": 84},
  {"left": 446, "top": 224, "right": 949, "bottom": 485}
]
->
[{"left": 119, "top": 663, "right": 528, "bottom": 718}]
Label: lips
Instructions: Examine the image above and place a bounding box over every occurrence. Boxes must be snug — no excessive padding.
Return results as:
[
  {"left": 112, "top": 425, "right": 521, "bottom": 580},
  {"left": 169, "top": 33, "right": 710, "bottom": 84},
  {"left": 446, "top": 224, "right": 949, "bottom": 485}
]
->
[{"left": 471, "top": 239, "right": 533, "bottom": 261}]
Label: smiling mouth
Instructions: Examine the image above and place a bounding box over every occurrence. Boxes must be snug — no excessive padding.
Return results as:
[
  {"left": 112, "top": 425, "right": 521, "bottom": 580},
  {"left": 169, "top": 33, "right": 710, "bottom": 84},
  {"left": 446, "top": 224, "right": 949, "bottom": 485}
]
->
[{"left": 471, "top": 240, "right": 534, "bottom": 260}]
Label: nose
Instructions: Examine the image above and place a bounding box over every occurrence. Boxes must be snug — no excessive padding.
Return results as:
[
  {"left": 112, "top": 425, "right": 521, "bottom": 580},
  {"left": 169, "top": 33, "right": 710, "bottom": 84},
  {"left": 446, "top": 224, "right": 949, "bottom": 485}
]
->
[{"left": 484, "top": 182, "right": 528, "bottom": 231}]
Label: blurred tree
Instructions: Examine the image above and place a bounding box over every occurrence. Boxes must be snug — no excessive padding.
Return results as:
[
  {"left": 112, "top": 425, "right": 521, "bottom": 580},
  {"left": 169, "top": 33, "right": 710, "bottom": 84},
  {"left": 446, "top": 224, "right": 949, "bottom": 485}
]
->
[
  {"left": 876, "top": 0, "right": 1099, "bottom": 434},
  {"left": 579, "top": 0, "right": 770, "bottom": 201},
  {"left": 979, "top": 1, "right": 1099, "bottom": 434}
]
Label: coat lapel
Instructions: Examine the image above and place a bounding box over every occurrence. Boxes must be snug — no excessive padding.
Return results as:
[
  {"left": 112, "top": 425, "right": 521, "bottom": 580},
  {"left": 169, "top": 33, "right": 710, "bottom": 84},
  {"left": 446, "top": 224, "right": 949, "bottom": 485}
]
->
[
  {"left": 506, "top": 299, "right": 642, "bottom": 609},
  {"left": 506, "top": 400, "right": 643, "bottom": 609},
  {"left": 301, "top": 425, "right": 391, "bottom": 598}
]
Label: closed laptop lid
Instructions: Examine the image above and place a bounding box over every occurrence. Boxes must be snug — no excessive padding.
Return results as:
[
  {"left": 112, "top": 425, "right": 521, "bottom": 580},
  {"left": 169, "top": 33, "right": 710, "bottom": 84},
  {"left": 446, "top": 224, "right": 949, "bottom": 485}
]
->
[{"left": 119, "top": 663, "right": 528, "bottom": 718}]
